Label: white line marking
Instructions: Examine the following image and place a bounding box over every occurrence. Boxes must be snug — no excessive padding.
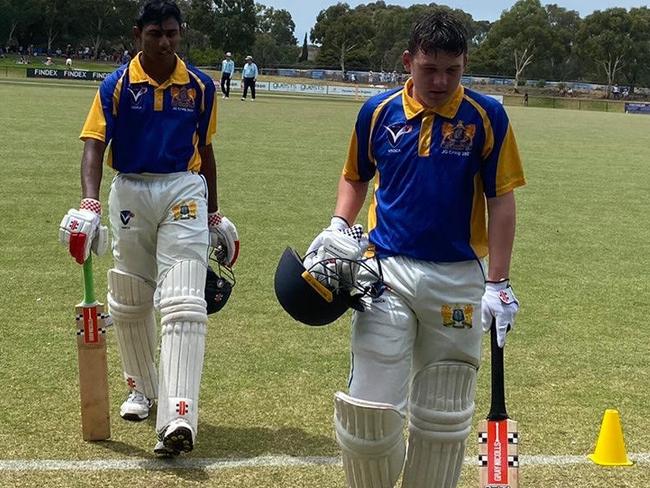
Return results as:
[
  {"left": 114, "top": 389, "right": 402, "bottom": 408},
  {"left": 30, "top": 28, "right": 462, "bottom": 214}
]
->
[{"left": 1, "top": 453, "right": 649, "bottom": 471}]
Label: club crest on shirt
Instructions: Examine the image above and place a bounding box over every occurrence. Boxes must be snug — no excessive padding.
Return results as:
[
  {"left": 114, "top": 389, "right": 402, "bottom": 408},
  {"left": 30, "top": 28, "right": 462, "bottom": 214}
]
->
[
  {"left": 384, "top": 122, "right": 413, "bottom": 148},
  {"left": 171, "top": 86, "right": 196, "bottom": 111},
  {"left": 441, "top": 304, "right": 474, "bottom": 328},
  {"left": 172, "top": 200, "right": 198, "bottom": 220},
  {"left": 441, "top": 120, "right": 476, "bottom": 152}
]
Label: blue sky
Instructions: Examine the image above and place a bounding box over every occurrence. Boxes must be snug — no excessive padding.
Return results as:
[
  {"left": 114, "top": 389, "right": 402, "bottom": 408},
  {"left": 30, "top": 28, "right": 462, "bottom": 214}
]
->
[{"left": 260, "top": 1, "right": 648, "bottom": 43}]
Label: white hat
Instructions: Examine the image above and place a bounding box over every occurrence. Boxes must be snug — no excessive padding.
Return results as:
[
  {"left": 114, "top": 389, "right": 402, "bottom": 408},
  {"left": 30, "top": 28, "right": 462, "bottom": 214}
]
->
[
  {"left": 225, "top": 52, "right": 231, "bottom": 56},
  {"left": 245, "top": 55, "right": 253, "bottom": 60}
]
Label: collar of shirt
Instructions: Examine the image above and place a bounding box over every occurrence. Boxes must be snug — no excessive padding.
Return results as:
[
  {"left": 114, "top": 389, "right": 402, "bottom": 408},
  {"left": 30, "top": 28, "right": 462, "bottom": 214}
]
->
[
  {"left": 128, "top": 52, "right": 190, "bottom": 87},
  {"left": 401, "top": 78, "right": 464, "bottom": 120}
]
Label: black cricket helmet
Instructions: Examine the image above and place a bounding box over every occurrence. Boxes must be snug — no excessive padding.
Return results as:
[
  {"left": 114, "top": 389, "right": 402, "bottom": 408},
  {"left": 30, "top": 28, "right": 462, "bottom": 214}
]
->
[
  {"left": 205, "top": 247, "right": 235, "bottom": 314},
  {"left": 274, "top": 247, "right": 383, "bottom": 326}
]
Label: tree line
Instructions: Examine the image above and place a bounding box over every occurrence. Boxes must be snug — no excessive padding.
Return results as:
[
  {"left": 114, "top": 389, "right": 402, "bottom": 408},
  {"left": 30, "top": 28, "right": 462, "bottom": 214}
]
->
[{"left": 3, "top": 0, "right": 650, "bottom": 92}]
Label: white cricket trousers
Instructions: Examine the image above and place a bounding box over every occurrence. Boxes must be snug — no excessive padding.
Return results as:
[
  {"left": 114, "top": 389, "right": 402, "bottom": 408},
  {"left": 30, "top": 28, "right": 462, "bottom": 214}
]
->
[
  {"left": 349, "top": 255, "right": 485, "bottom": 413},
  {"left": 108, "top": 172, "right": 210, "bottom": 286}
]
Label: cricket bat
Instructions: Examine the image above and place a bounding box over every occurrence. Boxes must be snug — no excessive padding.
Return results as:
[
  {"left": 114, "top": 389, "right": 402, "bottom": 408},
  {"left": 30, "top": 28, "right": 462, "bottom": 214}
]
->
[
  {"left": 74, "top": 255, "right": 111, "bottom": 441},
  {"left": 478, "top": 321, "right": 519, "bottom": 488}
]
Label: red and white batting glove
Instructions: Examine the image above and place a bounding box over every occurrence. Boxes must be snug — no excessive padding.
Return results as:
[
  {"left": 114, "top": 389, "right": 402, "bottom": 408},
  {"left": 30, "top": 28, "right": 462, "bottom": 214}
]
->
[
  {"left": 59, "top": 198, "right": 109, "bottom": 265},
  {"left": 208, "top": 211, "right": 240, "bottom": 267},
  {"left": 481, "top": 280, "right": 519, "bottom": 348}
]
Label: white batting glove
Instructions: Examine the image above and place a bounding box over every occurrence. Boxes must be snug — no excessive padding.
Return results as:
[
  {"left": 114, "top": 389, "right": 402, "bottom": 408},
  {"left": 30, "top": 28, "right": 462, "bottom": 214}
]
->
[
  {"left": 307, "top": 225, "right": 367, "bottom": 290},
  {"left": 58, "top": 198, "right": 109, "bottom": 265},
  {"left": 208, "top": 211, "right": 240, "bottom": 267},
  {"left": 481, "top": 280, "right": 519, "bottom": 348},
  {"left": 305, "top": 216, "right": 350, "bottom": 257}
]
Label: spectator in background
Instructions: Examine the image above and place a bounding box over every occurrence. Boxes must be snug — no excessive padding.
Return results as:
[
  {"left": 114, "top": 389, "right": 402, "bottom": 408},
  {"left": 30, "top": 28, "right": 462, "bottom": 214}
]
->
[
  {"left": 220, "top": 51, "right": 234, "bottom": 99},
  {"left": 241, "top": 55, "right": 258, "bottom": 101},
  {"left": 44, "top": 56, "right": 54, "bottom": 66},
  {"left": 524, "top": 91, "right": 529, "bottom": 106}
]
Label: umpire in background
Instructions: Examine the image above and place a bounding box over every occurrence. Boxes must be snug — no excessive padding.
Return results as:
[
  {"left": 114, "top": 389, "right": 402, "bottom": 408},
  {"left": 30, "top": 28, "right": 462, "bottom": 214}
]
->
[
  {"left": 241, "top": 55, "right": 258, "bottom": 101},
  {"left": 220, "top": 51, "right": 234, "bottom": 99}
]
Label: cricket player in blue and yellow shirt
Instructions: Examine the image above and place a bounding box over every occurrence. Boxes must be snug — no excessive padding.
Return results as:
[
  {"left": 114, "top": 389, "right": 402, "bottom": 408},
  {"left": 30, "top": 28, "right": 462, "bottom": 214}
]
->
[
  {"left": 306, "top": 11, "right": 526, "bottom": 488},
  {"left": 59, "top": 0, "right": 239, "bottom": 457}
]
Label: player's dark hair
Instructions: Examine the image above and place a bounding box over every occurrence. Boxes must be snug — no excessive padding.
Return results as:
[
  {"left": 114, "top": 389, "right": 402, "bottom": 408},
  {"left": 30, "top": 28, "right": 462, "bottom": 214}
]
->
[
  {"left": 136, "top": 0, "right": 182, "bottom": 29},
  {"left": 408, "top": 10, "right": 468, "bottom": 57}
]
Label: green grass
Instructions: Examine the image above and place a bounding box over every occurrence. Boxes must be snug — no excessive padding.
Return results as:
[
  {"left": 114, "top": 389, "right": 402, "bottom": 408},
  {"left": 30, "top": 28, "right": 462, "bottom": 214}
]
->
[
  {"left": 0, "top": 80, "right": 649, "bottom": 486},
  {"left": 0, "top": 54, "right": 118, "bottom": 72}
]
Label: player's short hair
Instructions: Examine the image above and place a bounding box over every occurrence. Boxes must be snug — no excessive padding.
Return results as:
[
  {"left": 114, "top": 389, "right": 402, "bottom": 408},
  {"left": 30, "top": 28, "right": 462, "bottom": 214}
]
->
[
  {"left": 408, "top": 10, "right": 467, "bottom": 57},
  {"left": 136, "top": 0, "right": 182, "bottom": 29}
]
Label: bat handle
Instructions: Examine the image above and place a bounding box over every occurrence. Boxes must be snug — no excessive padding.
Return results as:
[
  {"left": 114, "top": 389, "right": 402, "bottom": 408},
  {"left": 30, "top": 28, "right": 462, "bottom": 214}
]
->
[
  {"left": 82, "top": 256, "right": 96, "bottom": 304},
  {"left": 488, "top": 319, "right": 509, "bottom": 421}
]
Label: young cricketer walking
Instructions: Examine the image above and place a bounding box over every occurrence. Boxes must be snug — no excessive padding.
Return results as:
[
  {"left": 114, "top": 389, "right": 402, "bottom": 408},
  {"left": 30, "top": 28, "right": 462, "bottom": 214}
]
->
[
  {"left": 306, "top": 10, "right": 525, "bottom": 487},
  {"left": 59, "top": 0, "right": 239, "bottom": 456}
]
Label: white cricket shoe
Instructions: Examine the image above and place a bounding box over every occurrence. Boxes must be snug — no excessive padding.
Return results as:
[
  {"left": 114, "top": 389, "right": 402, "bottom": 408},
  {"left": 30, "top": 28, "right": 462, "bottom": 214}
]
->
[
  {"left": 157, "top": 418, "right": 195, "bottom": 455},
  {"left": 120, "top": 391, "right": 154, "bottom": 421}
]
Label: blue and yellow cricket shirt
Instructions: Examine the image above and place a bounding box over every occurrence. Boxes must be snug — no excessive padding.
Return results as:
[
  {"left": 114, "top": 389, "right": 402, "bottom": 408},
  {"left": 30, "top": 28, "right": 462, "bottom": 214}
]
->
[
  {"left": 343, "top": 78, "right": 526, "bottom": 262},
  {"left": 80, "top": 53, "right": 217, "bottom": 173}
]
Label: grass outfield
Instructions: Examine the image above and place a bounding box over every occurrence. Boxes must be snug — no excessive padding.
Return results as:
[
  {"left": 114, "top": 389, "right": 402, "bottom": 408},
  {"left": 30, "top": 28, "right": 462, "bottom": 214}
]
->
[{"left": 0, "top": 81, "right": 649, "bottom": 487}]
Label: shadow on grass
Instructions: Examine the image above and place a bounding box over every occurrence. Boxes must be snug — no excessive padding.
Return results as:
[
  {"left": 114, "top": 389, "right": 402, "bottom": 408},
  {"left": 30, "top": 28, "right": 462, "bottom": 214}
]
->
[
  {"left": 91, "top": 421, "right": 336, "bottom": 482},
  {"left": 195, "top": 422, "right": 337, "bottom": 458}
]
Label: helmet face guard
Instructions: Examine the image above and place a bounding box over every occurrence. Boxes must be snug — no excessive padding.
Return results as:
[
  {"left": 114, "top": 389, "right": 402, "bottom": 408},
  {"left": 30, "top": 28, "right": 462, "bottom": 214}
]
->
[
  {"left": 206, "top": 248, "right": 235, "bottom": 314},
  {"left": 274, "top": 247, "right": 383, "bottom": 326}
]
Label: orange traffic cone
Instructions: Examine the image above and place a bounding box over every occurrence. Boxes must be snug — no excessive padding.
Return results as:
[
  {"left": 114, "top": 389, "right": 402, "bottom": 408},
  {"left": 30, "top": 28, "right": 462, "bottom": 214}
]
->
[{"left": 588, "top": 409, "right": 633, "bottom": 466}]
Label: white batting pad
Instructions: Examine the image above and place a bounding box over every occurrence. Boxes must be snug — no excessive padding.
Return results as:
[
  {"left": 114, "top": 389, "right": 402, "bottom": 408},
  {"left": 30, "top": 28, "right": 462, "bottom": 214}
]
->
[
  {"left": 334, "top": 391, "right": 406, "bottom": 488},
  {"left": 402, "top": 361, "right": 477, "bottom": 488},
  {"left": 156, "top": 260, "right": 208, "bottom": 434},
  {"left": 107, "top": 269, "right": 158, "bottom": 399}
]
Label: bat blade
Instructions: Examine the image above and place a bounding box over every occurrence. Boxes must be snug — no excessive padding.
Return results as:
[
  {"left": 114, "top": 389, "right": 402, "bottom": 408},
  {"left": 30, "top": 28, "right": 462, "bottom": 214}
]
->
[
  {"left": 478, "top": 418, "right": 519, "bottom": 487},
  {"left": 75, "top": 301, "right": 111, "bottom": 441}
]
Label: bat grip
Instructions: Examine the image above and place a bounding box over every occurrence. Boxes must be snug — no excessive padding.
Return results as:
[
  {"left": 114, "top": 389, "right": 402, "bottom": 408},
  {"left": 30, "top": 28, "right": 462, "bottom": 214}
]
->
[
  {"left": 488, "top": 319, "right": 509, "bottom": 421},
  {"left": 82, "top": 255, "right": 96, "bottom": 304}
]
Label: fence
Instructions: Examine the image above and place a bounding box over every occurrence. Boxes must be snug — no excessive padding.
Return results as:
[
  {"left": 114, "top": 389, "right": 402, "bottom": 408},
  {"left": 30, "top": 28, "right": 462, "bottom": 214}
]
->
[
  {"left": 1, "top": 65, "right": 644, "bottom": 114},
  {"left": 503, "top": 94, "right": 627, "bottom": 113}
]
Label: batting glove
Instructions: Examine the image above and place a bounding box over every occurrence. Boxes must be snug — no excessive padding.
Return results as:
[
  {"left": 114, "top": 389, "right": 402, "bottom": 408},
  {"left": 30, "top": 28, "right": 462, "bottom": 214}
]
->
[
  {"left": 208, "top": 211, "right": 240, "bottom": 267},
  {"left": 59, "top": 198, "right": 109, "bottom": 265},
  {"left": 481, "top": 280, "right": 519, "bottom": 348},
  {"left": 305, "top": 216, "right": 350, "bottom": 257},
  {"left": 305, "top": 224, "right": 368, "bottom": 289}
]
